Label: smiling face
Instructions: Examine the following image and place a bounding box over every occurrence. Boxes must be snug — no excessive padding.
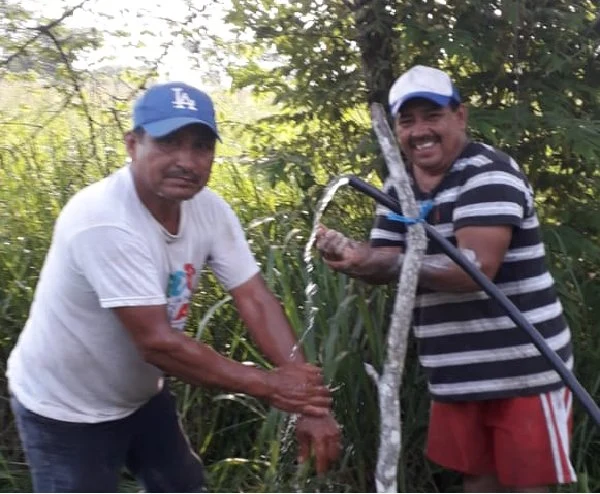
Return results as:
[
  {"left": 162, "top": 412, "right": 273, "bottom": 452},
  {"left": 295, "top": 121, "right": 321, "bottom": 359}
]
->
[
  {"left": 395, "top": 98, "right": 468, "bottom": 176},
  {"left": 126, "top": 124, "right": 217, "bottom": 205}
]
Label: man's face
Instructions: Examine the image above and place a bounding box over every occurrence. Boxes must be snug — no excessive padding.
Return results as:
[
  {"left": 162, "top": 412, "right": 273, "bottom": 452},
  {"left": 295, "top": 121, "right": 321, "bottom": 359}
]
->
[
  {"left": 126, "top": 124, "right": 216, "bottom": 202},
  {"left": 395, "top": 98, "right": 467, "bottom": 174}
]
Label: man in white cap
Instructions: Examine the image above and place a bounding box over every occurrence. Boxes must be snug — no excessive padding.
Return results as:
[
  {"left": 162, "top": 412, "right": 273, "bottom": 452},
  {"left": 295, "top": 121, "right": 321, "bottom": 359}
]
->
[
  {"left": 7, "top": 81, "right": 340, "bottom": 492},
  {"left": 316, "top": 65, "right": 575, "bottom": 492}
]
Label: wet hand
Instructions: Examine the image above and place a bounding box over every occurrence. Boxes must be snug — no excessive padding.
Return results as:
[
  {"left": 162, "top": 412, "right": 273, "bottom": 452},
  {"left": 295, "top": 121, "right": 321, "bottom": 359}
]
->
[
  {"left": 315, "top": 224, "right": 368, "bottom": 273},
  {"left": 315, "top": 225, "right": 351, "bottom": 261},
  {"left": 265, "top": 363, "right": 332, "bottom": 416},
  {"left": 296, "top": 413, "right": 342, "bottom": 475}
]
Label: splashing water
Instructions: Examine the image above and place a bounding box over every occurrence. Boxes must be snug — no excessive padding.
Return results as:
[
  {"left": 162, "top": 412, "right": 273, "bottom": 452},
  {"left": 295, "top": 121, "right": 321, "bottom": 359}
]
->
[
  {"left": 289, "top": 175, "right": 350, "bottom": 360},
  {"left": 277, "top": 176, "right": 349, "bottom": 493},
  {"left": 274, "top": 412, "right": 299, "bottom": 490}
]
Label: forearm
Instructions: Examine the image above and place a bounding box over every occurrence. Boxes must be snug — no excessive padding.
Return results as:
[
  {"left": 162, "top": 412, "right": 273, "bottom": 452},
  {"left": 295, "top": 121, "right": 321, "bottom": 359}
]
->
[
  {"left": 251, "top": 309, "right": 305, "bottom": 366},
  {"left": 236, "top": 289, "right": 306, "bottom": 366},
  {"left": 344, "top": 247, "right": 482, "bottom": 291},
  {"left": 417, "top": 251, "right": 482, "bottom": 292},
  {"left": 337, "top": 245, "right": 403, "bottom": 285},
  {"left": 143, "top": 331, "right": 271, "bottom": 399},
  {"left": 351, "top": 249, "right": 479, "bottom": 290},
  {"left": 114, "top": 300, "right": 331, "bottom": 416},
  {"left": 320, "top": 226, "right": 504, "bottom": 292},
  {"left": 340, "top": 245, "right": 481, "bottom": 290}
]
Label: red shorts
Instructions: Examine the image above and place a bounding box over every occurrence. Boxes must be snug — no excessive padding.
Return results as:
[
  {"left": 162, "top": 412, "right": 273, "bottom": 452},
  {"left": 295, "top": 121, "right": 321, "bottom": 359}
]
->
[{"left": 426, "top": 388, "right": 576, "bottom": 488}]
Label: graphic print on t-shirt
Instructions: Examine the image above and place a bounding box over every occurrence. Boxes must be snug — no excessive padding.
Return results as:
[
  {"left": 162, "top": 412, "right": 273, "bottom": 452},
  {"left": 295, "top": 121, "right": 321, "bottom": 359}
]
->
[{"left": 166, "top": 263, "right": 196, "bottom": 331}]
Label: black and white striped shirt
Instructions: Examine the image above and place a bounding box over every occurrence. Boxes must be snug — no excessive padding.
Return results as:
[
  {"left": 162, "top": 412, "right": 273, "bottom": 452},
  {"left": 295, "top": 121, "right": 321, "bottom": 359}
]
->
[{"left": 370, "top": 141, "right": 573, "bottom": 402}]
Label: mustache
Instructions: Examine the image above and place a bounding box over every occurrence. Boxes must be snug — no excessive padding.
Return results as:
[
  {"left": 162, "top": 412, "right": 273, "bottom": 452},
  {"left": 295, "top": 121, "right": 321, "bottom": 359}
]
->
[
  {"left": 165, "top": 166, "right": 201, "bottom": 183},
  {"left": 408, "top": 133, "right": 441, "bottom": 149}
]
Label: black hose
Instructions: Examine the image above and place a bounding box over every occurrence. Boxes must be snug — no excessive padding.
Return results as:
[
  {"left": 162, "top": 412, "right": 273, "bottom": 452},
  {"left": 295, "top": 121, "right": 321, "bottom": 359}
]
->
[{"left": 347, "top": 175, "right": 600, "bottom": 428}]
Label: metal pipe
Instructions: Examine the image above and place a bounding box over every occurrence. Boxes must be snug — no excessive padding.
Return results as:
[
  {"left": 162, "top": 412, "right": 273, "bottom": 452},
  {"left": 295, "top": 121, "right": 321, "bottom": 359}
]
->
[{"left": 347, "top": 175, "right": 600, "bottom": 428}]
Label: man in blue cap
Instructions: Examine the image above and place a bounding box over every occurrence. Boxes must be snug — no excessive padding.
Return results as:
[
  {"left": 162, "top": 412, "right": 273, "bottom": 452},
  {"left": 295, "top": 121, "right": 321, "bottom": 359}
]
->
[
  {"left": 7, "top": 81, "right": 341, "bottom": 492},
  {"left": 316, "top": 65, "right": 575, "bottom": 492}
]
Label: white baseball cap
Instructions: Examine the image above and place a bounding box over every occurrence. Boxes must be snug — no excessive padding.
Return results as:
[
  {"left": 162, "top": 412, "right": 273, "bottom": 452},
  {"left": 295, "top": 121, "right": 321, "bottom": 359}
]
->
[{"left": 388, "top": 65, "right": 461, "bottom": 116}]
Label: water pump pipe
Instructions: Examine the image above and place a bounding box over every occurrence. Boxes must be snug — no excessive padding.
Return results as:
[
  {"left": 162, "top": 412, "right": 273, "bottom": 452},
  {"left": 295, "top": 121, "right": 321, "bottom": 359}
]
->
[{"left": 347, "top": 174, "right": 600, "bottom": 429}]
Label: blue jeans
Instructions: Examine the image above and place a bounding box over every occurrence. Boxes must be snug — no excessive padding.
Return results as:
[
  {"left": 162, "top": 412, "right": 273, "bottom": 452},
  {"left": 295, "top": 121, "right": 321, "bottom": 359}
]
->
[{"left": 10, "top": 385, "right": 206, "bottom": 493}]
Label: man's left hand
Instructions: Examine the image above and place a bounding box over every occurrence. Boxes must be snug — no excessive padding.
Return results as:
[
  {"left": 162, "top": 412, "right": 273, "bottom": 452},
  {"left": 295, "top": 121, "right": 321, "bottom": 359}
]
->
[{"left": 295, "top": 413, "right": 341, "bottom": 475}]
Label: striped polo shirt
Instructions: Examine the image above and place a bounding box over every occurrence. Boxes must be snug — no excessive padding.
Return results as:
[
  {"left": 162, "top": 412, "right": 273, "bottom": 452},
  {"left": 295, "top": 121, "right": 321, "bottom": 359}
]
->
[{"left": 370, "top": 141, "right": 573, "bottom": 402}]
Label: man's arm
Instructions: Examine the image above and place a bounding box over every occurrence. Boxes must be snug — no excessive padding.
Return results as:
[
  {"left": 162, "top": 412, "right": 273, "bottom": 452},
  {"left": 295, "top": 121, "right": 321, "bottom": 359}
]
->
[
  {"left": 113, "top": 305, "right": 331, "bottom": 417},
  {"left": 316, "top": 224, "right": 513, "bottom": 291},
  {"left": 315, "top": 226, "right": 402, "bottom": 284},
  {"left": 418, "top": 225, "right": 512, "bottom": 291},
  {"left": 228, "top": 273, "right": 341, "bottom": 474},
  {"left": 228, "top": 273, "right": 306, "bottom": 365}
]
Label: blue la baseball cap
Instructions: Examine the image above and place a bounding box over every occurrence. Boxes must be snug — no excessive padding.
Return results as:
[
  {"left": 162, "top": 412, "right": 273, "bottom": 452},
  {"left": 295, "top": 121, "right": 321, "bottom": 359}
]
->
[
  {"left": 388, "top": 65, "right": 461, "bottom": 116},
  {"left": 133, "top": 82, "right": 221, "bottom": 140}
]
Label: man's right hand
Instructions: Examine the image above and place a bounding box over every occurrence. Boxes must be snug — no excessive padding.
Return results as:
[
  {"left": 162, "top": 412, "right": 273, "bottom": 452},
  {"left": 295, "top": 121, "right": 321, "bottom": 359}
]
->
[
  {"left": 315, "top": 224, "right": 369, "bottom": 275},
  {"left": 264, "top": 363, "right": 332, "bottom": 417}
]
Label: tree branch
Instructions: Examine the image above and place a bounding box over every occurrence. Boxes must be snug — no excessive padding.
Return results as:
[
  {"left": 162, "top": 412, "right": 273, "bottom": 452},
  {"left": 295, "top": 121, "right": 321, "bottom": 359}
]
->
[
  {"left": 1, "top": 0, "right": 89, "bottom": 68},
  {"left": 43, "top": 27, "right": 100, "bottom": 164},
  {"left": 368, "top": 103, "right": 427, "bottom": 493}
]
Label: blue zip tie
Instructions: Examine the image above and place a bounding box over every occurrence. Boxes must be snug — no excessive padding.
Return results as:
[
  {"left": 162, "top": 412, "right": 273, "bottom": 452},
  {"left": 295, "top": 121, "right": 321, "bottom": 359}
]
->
[{"left": 386, "top": 200, "right": 434, "bottom": 225}]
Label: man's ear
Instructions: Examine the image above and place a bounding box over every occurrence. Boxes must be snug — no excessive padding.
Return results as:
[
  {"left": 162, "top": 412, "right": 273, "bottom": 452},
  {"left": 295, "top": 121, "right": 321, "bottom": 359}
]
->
[
  {"left": 456, "top": 104, "right": 468, "bottom": 130},
  {"left": 124, "top": 131, "right": 137, "bottom": 159}
]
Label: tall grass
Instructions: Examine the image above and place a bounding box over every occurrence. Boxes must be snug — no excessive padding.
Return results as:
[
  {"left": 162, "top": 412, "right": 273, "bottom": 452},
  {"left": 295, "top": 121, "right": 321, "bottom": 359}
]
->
[
  {"left": 173, "top": 216, "right": 441, "bottom": 492},
  {"left": 543, "top": 225, "right": 600, "bottom": 493}
]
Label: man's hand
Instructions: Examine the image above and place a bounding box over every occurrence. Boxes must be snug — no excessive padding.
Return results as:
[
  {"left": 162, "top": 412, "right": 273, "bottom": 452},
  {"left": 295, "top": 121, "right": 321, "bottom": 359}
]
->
[
  {"left": 296, "top": 413, "right": 341, "bottom": 475},
  {"left": 264, "top": 363, "right": 332, "bottom": 417},
  {"left": 315, "top": 224, "right": 369, "bottom": 275},
  {"left": 316, "top": 225, "right": 404, "bottom": 284}
]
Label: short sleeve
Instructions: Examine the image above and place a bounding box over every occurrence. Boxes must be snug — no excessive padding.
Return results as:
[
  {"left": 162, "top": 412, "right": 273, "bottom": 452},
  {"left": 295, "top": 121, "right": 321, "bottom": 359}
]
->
[
  {"left": 70, "top": 225, "right": 166, "bottom": 308},
  {"left": 207, "top": 204, "right": 260, "bottom": 290},
  {"left": 369, "top": 177, "right": 407, "bottom": 248},
  {"left": 453, "top": 163, "right": 531, "bottom": 230}
]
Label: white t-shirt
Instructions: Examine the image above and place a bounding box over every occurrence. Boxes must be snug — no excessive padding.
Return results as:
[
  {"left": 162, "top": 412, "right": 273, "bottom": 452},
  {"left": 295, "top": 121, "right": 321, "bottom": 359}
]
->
[{"left": 7, "top": 166, "right": 260, "bottom": 423}]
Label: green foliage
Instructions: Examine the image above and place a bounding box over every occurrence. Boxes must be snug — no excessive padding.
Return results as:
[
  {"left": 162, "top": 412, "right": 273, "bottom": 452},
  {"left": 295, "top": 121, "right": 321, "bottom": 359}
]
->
[
  {"left": 223, "top": 0, "right": 600, "bottom": 232},
  {"left": 0, "top": 0, "right": 103, "bottom": 78}
]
